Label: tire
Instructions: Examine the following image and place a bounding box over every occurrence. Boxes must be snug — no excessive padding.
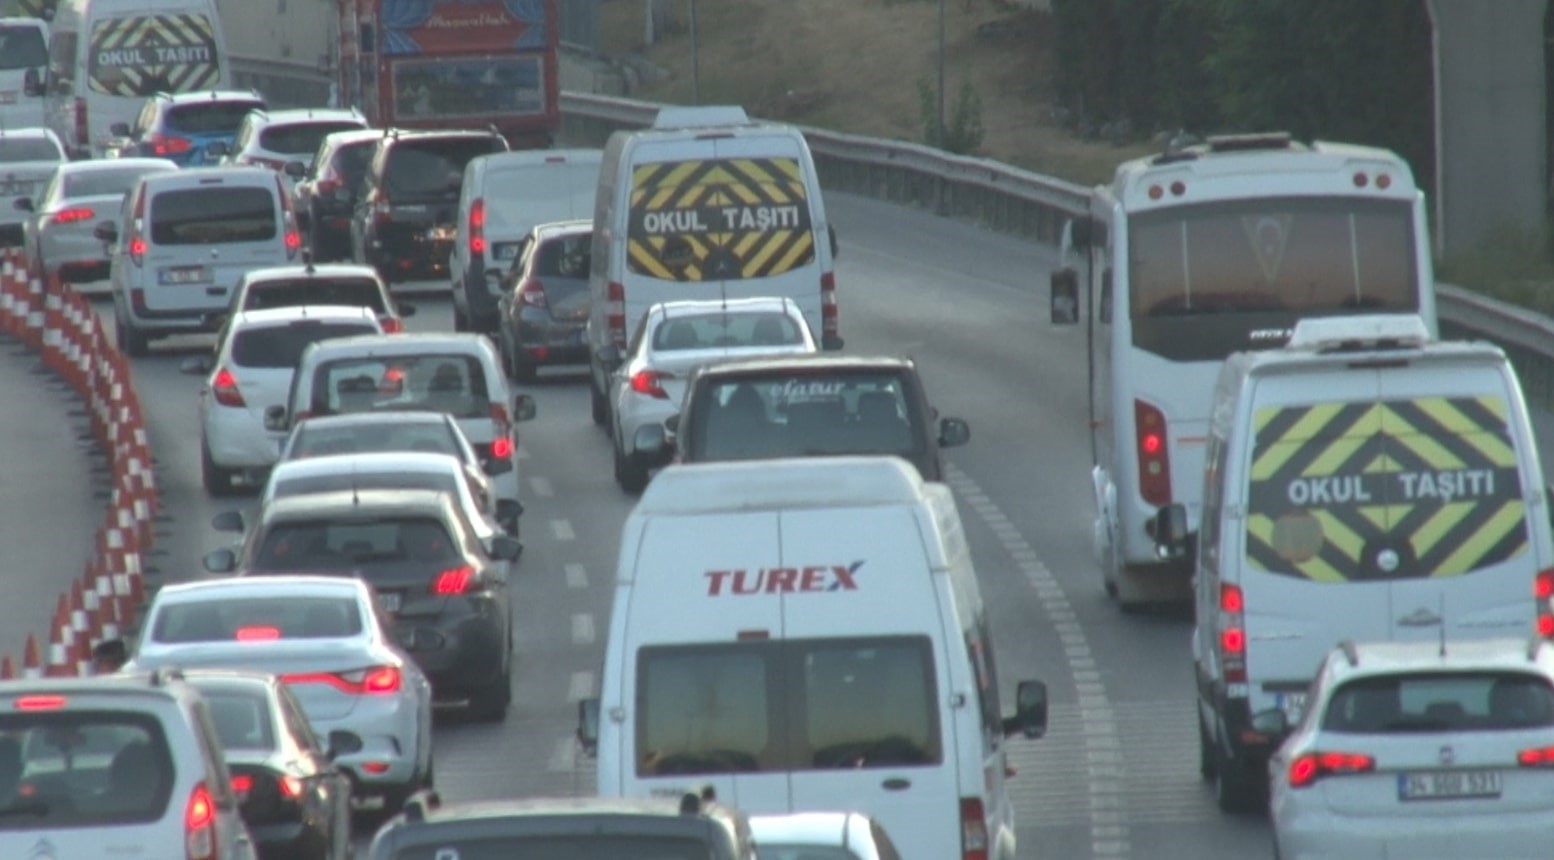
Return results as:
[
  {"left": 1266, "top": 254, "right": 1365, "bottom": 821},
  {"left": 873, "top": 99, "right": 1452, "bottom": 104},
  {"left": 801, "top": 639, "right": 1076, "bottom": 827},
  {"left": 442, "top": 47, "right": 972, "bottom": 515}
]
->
[
  {"left": 1214, "top": 742, "right": 1263, "bottom": 814},
  {"left": 590, "top": 377, "right": 608, "bottom": 427},
  {"left": 115, "top": 315, "right": 148, "bottom": 358},
  {"left": 468, "top": 659, "right": 511, "bottom": 722},
  {"left": 614, "top": 432, "right": 648, "bottom": 494},
  {"left": 201, "top": 442, "right": 238, "bottom": 497}
]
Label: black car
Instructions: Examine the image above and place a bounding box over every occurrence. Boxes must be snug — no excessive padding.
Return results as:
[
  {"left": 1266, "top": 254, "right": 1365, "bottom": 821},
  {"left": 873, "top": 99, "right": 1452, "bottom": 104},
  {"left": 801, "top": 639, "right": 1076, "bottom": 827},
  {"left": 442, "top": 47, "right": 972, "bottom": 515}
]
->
[
  {"left": 368, "top": 790, "right": 756, "bottom": 860},
  {"left": 631, "top": 354, "right": 971, "bottom": 483},
  {"left": 492, "top": 219, "right": 592, "bottom": 382},
  {"left": 351, "top": 129, "right": 509, "bottom": 283},
  {"left": 204, "top": 489, "right": 522, "bottom": 721},
  {"left": 294, "top": 129, "right": 382, "bottom": 262},
  {"left": 182, "top": 669, "right": 355, "bottom": 860}
]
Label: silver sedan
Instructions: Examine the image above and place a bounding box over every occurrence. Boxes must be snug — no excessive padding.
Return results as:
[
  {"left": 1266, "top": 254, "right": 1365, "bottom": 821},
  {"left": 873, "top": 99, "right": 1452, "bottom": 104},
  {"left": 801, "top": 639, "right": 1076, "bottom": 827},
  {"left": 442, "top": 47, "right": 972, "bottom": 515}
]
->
[{"left": 20, "top": 157, "right": 177, "bottom": 288}]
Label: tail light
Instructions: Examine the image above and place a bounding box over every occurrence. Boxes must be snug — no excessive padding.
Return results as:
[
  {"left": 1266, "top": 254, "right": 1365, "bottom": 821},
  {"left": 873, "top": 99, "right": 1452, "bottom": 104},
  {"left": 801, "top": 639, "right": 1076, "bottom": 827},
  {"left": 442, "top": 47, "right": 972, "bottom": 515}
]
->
[
  {"left": 820, "top": 271, "right": 838, "bottom": 340},
  {"left": 517, "top": 278, "right": 546, "bottom": 308},
  {"left": 630, "top": 369, "right": 671, "bottom": 399},
  {"left": 1288, "top": 751, "right": 1375, "bottom": 788},
  {"left": 127, "top": 187, "right": 146, "bottom": 267},
  {"left": 282, "top": 665, "right": 401, "bottom": 695},
  {"left": 277, "top": 176, "right": 301, "bottom": 261},
  {"left": 1536, "top": 569, "right": 1553, "bottom": 637},
  {"left": 371, "top": 189, "right": 391, "bottom": 224},
  {"left": 1519, "top": 746, "right": 1554, "bottom": 767},
  {"left": 184, "top": 781, "right": 217, "bottom": 860},
  {"left": 490, "top": 402, "right": 513, "bottom": 460},
  {"left": 959, "top": 797, "right": 988, "bottom": 860},
  {"left": 211, "top": 367, "right": 245, "bottom": 407},
  {"left": 431, "top": 565, "right": 475, "bottom": 595},
  {"left": 1219, "top": 583, "right": 1246, "bottom": 684},
  {"left": 606, "top": 280, "right": 626, "bottom": 348},
  {"left": 229, "top": 774, "right": 253, "bottom": 797},
  {"left": 468, "top": 197, "right": 486, "bottom": 255},
  {"left": 361, "top": 666, "right": 400, "bottom": 693},
  {"left": 50, "top": 206, "right": 95, "bottom": 225},
  {"left": 379, "top": 315, "right": 403, "bottom": 334},
  {"left": 1135, "top": 398, "right": 1171, "bottom": 506},
  {"left": 277, "top": 775, "right": 303, "bottom": 798},
  {"left": 73, "top": 97, "right": 87, "bottom": 150},
  {"left": 147, "top": 133, "right": 192, "bottom": 156}
]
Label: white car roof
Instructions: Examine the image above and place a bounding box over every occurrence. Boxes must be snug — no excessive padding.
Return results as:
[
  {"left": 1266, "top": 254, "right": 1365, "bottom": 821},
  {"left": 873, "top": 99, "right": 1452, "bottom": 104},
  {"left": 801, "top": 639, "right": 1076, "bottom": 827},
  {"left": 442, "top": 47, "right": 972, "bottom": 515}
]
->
[
  {"left": 476, "top": 148, "right": 602, "bottom": 170},
  {"left": 161, "top": 90, "right": 263, "bottom": 105},
  {"left": 294, "top": 411, "right": 456, "bottom": 430},
  {"left": 303, "top": 332, "right": 494, "bottom": 359},
  {"left": 248, "top": 108, "right": 365, "bottom": 126},
  {"left": 154, "top": 575, "right": 367, "bottom": 603},
  {"left": 650, "top": 297, "right": 802, "bottom": 318},
  {"left": 271, "top": 451, "right": 465, "bottom": 482},
  {"left": 142, "top": 165, "right": 282, "bottom": 190},
  {"left": 56, "top": 157, "right": 178, "bottom": 175},
  {"left": 749, "top": 812, "right": 862, "bottom": 844},
  {"left": 0, "top": 127, "right": 59, "bottom": 141},
  {"left": 243, "top": 263, "right": 381, "bottom": 283},
  {"left": 232, "top": 305, "right": 380, "bottom": 328},
  {"left": 1332, "top": 637, "right": 1554, "bottom": 681}
]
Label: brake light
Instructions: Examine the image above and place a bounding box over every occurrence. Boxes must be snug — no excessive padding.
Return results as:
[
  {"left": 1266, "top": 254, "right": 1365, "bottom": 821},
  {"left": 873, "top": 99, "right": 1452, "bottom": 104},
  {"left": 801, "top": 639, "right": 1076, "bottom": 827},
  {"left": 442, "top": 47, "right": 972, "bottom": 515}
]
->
[
  {"left": 51, "top": 206, "right": 95, "bottom": 225},
  {"left": 277, "top": 176, "right": 302, "bottom": 261},
  {"left": 361, "top": 666, "right": 400, "bottom": 693},
  {"left": 230, "top": 774, "right": 253, "bottom": 796},
  {"left": 1219, "top": 582, "right": 1246, "bottom": 684},
  {"left": 959, "top": 797, "right": 988, "bottom": 860},
  {"left": 1288, "top": 751, "right": 1375, "bottom": 788},
  {"left": 282, "top": 665, "right": 400, "bottom": 695},
  {"left": 128, "top": 188, "right": 146, "bottom": 266},
  {"left": 73, "top": 98, "right": 88, "bottom": 150},
  {"left": 431, "top": 565, "right": 475, "bottom": 595},
  {"left": 490, "top": 402, "right": 513, "bottom": 460},
  {"left": 469, "top": 197, "right": 485, "bottom": 255},
  {"left": 234, "top": 625, "right": 279, "bottom": 641},
  {"left": 212, "top": 368, "right": 245, "bottom": 407},
  {"left": 491, "top": 435, "right": 513, "bottom": 459},
  {"left": 1135, "top": 399, "right": 1171, "bottom": 506},
  {"left": 277, "top": 775, "right": 303, "bottom": 798},
  {"left": 518, "top": 278, "right": 546, "bottom": 308},
  {"left": 630, "top": 369, "right": 671, "bottom": 399},
  {"left": 13, "top": 695, "right": 67, "bottom": 711},
  {"left": 380, "top": 316, "right": 403, "bottom": 334},
  {"left": 820, "top": 271, "right": 838, "bottom": 339},
  {"left": 1520, "top": 746, "right": 1554, "bottom": 767},
  {"left": 148, "top": 133, "right": 192, "bottom": 156},
  {"left": 1537, "top": 569, "right": 1554, "bottom": 638},
  {"left": 606, "top": 280, "right": 626, "bottom": 348},
  {"left": 185, "top": 782, "right": 217, "bottom": 860}
]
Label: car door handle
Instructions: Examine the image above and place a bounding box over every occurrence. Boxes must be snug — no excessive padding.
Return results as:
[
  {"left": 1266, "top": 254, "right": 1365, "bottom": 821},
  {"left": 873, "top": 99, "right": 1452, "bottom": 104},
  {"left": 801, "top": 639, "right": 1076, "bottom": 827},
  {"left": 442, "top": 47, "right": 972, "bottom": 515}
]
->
[
  {"left": 881, "top": 777, "right": 911, "bottom": 791},
  {"left": 206, "top": 287, "right": 226, "bottom": 296}
]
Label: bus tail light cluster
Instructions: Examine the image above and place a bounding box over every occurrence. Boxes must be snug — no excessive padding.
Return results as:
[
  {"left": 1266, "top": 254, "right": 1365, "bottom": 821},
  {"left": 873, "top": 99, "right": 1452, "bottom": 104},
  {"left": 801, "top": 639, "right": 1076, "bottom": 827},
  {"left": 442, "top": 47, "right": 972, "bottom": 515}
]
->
[
  {"left": 1536, "top": 569, "right": 1554, "bottom": 637},
  {"left": 606, "top": 281, "right": 626, "bottom": 348},
  {"left": 1135, "top": 399, "right": 1171, "bottom": 506},
  {"left": 490, "top": 402, "right": 513, "bottom": 460},
  {"left": 1218, "top": 583, "right": 1246, "bottom": 685}
]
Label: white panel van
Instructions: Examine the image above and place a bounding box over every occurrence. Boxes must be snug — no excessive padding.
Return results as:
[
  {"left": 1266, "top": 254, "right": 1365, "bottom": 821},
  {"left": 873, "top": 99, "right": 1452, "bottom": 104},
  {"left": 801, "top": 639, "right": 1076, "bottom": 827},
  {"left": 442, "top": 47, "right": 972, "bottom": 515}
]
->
[
  {"left": 1156, "top": 315, "right": 1554, "bottom": 813},
  {"left": 579, "top": 456, "right": 1049, "bottom": 860},
  {"left": 0, "top": 17, "right": 50, "bottom": 131}
]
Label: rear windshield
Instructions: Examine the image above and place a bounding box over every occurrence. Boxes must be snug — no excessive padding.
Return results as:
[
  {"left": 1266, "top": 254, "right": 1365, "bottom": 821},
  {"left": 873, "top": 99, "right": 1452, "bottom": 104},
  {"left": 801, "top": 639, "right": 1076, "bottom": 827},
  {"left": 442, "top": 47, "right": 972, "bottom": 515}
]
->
[
  {"left": 151, "top": 595, "right": 365, "bottom": 643},
  {"left": 288, "top": 421, "right": 461, "bottom": 460},
  {"left": 384, "top": 138, "right": 503, "bottom": 198},
  {"left": 313, "top": 354, "right": 491, "bottom": 419},
  {"left": 150, "top": 187, "right": 277, "bottom": 245},
  {"left": 1322, "top": 672, "right": 1554, "bottom": 733},
  {"left": 0, "top": 137, "right": 61, "bottom": 162},
  {"left": 0, "top": 711, "right": 175, "bottom": 828},
  {"left": 530, "top": 233, "right": 591, "bottom": 279},
  {"left": 64, "top": 166, "right": 167, "bottom": 199},
  {"left": 652, "top": 311, "right": 807, "bottom": 352},
  {"left": 688, "top": 371, "right": 921, "bottom": 461},
  {"left": 165, "top": 101, "right": 264, "bottom": 135},
  {"left": 197, "top": 688, "right": 276, "bottom": 751},
  {"left": 231, "top": 321, "right": 378, "bottom": 369},
  {"left": 242, "top": 278, "right": 388, "bottom": 314},
  {"left": 392, "top": 836, "right": 717, "bottom": 860},
  {"left": 273, "top": 471, "right": 461, "bottom": 503},
  {"left": 0, "top": 24, "right": 47, "bottom": 71},
  {"left": 254, "top": 517, "right": 460, "bottom": 574},
  {"left": 260, "top": 122, "right": 364, "bottom": 157}
]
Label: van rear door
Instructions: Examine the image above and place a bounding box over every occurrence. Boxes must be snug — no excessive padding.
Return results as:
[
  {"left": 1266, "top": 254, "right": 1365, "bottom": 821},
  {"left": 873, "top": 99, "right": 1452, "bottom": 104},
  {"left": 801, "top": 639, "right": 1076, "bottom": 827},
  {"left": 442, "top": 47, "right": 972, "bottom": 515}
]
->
[
  {"left": 144, "top": 181, "right": 284, "bottom": 314},
  {"left": 777, "top": 504, "right": 963, "bottom": 860}
]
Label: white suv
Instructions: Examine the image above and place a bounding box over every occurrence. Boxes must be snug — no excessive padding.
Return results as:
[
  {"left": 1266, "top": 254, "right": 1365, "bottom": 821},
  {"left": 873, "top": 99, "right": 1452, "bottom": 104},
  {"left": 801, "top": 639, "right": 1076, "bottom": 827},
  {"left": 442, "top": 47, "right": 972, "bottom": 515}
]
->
[
  {"left": 1268, "top": 637, "right": 1554, "bottom": 858},
  {"left": 0, "top": 673, "right": 258, "bottom": 859},
  {"left": 187, "top": 305, "right": 383, "bottom": 495},
  {"left": 98, "top": 167, "right": 303, "bottom": 357},
  {"left": 217, "top": 107, "right": 370, "bottom": 196}
]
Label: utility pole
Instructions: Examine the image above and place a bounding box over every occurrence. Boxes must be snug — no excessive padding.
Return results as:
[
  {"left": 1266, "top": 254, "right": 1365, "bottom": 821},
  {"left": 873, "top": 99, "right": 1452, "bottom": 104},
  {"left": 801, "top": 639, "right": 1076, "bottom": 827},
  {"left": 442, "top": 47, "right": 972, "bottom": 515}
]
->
[
  {"left": 691, "top": 0, "right": 701, "bottom": 104},
  {"left": 936, "top": 0, "right": 946, "bottom": 149}
]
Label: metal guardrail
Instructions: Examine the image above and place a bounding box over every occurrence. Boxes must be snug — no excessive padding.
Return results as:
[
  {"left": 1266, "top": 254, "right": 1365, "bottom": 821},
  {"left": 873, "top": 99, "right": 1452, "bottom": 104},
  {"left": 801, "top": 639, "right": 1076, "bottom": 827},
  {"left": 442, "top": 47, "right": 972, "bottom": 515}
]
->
[{"left": 558, "top": 91, "right": 1554, "bottom": 409}]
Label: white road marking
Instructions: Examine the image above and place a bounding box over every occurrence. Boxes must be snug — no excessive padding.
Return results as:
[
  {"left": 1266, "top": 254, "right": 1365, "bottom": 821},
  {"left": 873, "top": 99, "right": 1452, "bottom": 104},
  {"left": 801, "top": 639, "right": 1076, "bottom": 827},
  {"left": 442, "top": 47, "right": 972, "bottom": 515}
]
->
[
  {"left": 572, "top": 613, "right": 595, "bottom": 645},
  {"left": 568, "top": 670, "right": 596, "bottom": 703},
  {"left": 550, "top": 520, "right": 575, "bottom": 541},
  {"left": 565, "top": 562, "right": 588, "bottom": 589},
  {"left": 530, "top": 476, "right": 555, "bottom": 498}
]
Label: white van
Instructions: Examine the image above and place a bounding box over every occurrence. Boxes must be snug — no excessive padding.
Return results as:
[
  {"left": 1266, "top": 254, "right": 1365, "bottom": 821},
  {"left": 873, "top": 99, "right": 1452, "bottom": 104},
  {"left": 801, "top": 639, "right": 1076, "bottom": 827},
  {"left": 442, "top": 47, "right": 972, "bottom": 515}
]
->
[
  {"left": 0, "top": 17, "right": 50, "bottom": 131},
  {"left": 578, "top": 456, "right": 1049, "bottom": 860},
  {"left": 585, "top": 106, "right": 843, "bottom": 425},
  {"left": 1156, "top": 315, "right": 1554, "bottom": 813},
  {"left": 451, "top": 147, "right": 602, "bottom": 334},
  {"left": 44, "top": 0, "right": 231, "bottom": 158}
]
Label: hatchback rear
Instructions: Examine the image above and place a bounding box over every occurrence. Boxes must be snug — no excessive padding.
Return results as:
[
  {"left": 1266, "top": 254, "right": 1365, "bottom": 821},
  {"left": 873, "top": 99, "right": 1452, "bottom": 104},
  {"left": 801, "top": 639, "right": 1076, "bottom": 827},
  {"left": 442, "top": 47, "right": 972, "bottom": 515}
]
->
[{"left": 494, "top": 220, "right": 592, "bottom": 381}]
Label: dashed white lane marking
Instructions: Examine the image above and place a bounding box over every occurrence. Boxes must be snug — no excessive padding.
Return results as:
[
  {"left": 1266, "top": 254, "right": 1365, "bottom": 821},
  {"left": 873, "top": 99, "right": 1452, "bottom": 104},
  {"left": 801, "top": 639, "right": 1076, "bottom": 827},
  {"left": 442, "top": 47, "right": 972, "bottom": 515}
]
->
[
  {"left": 946, "top": 463, "right": 1131, "bottom": 860},
  {"left": 568, "top": 670, "right": 595, "bottom": 703},
  {"left": 572, "top": 613, "right": 596, "bottom": 645},
  {"left": 530, "top": 476, "right": 555, "bottom": 498},
  {"left": 550, "top": 520, "right": 575, "bottom": 541},
  {"left": 565, "top": 562, "right": 588, "bottom": 589}
]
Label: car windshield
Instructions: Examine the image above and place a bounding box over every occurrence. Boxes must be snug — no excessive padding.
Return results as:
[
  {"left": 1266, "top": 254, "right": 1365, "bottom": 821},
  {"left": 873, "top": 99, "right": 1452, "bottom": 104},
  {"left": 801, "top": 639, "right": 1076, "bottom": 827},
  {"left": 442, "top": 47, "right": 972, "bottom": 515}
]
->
[
  {"left": 0, "top": 711, "right": 175, "bottom": 828},
  {"left": 651, "top": 311, "right": 807, "bottom": 352},
  {"left": 0, "top": 24, "right": 46, "bottom": 71},
  {"left": 151, "top": 596, "right": 365, "bottom": 643},
  {"left": 149, "top": 187, "right": 276, "bottom": 245},
  {"left": 63, "top": 166, "right": 167, "bottom": 199},
  {"left": 383, "top": 138, "right": 503, "bottom": 198},
  {"left": 260, "top": 121, "right": 364, "bottom": 157},
  {"left": 287, "top": 421, "right": 462, "bottom": 460},
  {"left": 688, "top": 371, "right": 920, "bottom": 461},
  {"left": 1322, "top": 671, "right": 1554, "bottom": 733},
  {"left": 242, "top": 278, "right": 388, "bottom": 314},
  {"left": 165, "top": 101, "right": 264, "bottom": 135},
  {"left": 0, "top": 138, "right": 61, "bottom": 163},
  {"left": 312, "top": 354, "right": 491, "bottom": 419},
  {"left": 390, "top": 835, "right": 717, "bottom": 860},
  {"left": 231, "top": 321, "right": 378, "bottom": 370},
  {"left": 195, "top": 688, "right": 276, "bottom": 751},
  {"left": 254, "top": 517, "right": 461, "bottom": 577}
]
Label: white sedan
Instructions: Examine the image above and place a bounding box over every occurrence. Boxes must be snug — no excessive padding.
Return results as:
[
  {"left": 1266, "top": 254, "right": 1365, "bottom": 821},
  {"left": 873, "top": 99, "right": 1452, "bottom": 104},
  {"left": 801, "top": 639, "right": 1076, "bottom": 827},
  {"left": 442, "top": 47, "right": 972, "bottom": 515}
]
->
[
  {"left": 1268, "top": 637, "right": 1554, "bottom": 859},
  {"left": 20, "top": 157, "right": 178, "bottom": 289},
  {"left": 603, "top": 296, "right": 817, "bottom": 493}
]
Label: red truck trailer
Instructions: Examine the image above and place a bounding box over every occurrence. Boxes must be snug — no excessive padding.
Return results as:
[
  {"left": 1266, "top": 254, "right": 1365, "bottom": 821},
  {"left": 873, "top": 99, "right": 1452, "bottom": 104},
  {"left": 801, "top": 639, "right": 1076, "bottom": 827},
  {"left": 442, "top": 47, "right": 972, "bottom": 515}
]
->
[{"left": 336, "top": 0, "right": 560, "bottom": 148}]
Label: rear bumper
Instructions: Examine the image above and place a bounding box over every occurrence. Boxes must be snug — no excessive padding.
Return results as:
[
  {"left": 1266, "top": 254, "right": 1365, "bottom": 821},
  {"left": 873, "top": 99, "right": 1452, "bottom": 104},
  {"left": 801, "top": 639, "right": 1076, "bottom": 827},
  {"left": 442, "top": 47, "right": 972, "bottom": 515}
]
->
[
  {"left": 397, "top": 613, "right": 506, "bottom": 697},
  {"left": 311, "top": 703, "right": 421, "bottom": 793},
  {"left": 513, "top": 313, "right": 587, "bottom": 364},
  {"left": 370, "top": 220, "right": 456, "bottom": 279}
]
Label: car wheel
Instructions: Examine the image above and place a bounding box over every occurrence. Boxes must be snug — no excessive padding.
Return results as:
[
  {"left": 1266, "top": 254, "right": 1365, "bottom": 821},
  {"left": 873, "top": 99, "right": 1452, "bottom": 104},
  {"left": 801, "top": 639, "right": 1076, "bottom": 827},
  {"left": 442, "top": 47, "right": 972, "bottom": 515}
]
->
[
  {"left": 468, "top": 662, "right": 511, "bottom": 723},
  {"left": 200, "top": 441, "right": 238, "bottom": 497},
  {"left": 590, "top": 378, "right": 609, "bottom": 427},
  {"left": 614, "top": 430, "right": 649, "bottom": 495},
  {"left": 115, "top": 314, "right": 148, "bottom": 358}
]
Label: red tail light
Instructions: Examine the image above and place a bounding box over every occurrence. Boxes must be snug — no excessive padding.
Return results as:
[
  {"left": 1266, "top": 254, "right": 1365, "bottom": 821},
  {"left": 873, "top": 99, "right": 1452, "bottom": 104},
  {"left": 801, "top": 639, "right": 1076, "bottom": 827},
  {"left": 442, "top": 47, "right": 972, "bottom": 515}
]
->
[
  {"left": 230, "top": 774, "right": 253, "bottom": 796},
  {"left": 959, "top": 797, "right": 988, "bottom": 860},
  {"left": 128, "top": 188, "right": 146, "bottom": 266},
  {"left": 1537, "top": 569, "right": 1554, "bottom": 638},
  {"left": 1219, "top": 583, "right": 1247, "bottom": 684},
  {"left": 469, "top": 197, "right": 486, "bottom": 255},
  {"left": 361, "top": 666, "right": 401, "bottom": 693},
  {"left": 491, "top": 435, "right": 513, "bottom": 459},
  {"left": 379, "top": 316, "right": 403, "bottom": 334},
  {"left": 1288, "top": 751, "right": 1375, "bottom": 788},
  {"left": 630, "top": 369, "right": 671, "bottom": 399},
  {"left": 51, "top": 206, "right": 95, "bottom": 225},
  {"left": 606, "top": 280, "right": 626, "bottom": 348},
  {"left": 283, "top": 666, "right": 400, "bottom": 695},
  {"left": 73, "top": 97, "right": 88, "bottom": 150},
  {"left": 184, "top": 781, "right": 217, "bottom": 860},
  {"left": 518, "top": 278, "right": 547, "bottom": 308},
  {"left": 277, "top": 176, "right": 302, "bottom": 261},
  {"left": 431, "top": 565, "right": 475, "bottom": 595},
  {"left": 147, "top": 133, "right": 192, "bottom": 156},
  {"left": 490, "top": 402, "right": 513, "bottom": 460},
  {"left": 1135, "top": 399, "right": 1171, "bottom": 506},
  {"left": 1519, "top": 746, "right": 1554, "bottom": 767},
  {"left": 212, "top": 368, "right": 245, "bottom": 407},
  {"left": 13, "top": 695, "right": 67, "bottom": 711},
  {"left": 277, "top": 775, "right": 303, "bottom": 798},
  {"left": 820, "top": 271, "right": 838, "bottom": 338}
]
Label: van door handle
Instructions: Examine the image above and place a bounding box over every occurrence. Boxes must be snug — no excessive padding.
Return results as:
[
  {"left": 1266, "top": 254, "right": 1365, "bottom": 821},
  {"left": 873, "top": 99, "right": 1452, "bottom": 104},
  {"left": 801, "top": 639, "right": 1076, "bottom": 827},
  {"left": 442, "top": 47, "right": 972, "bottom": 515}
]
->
[
  {"left": 206, "top": 287, "right": 226, "bottom": 296},
  {"left": 881, "top": 777, "right": 911, "bottom": 791}
]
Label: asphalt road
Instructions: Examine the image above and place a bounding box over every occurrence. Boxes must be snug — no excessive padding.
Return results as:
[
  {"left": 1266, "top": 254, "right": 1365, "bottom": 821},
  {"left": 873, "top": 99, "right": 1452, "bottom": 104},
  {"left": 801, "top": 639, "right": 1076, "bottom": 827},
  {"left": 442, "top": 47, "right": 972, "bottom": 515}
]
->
[{"left": 8, "top": 190, "right": 1554, "bottom": 859}]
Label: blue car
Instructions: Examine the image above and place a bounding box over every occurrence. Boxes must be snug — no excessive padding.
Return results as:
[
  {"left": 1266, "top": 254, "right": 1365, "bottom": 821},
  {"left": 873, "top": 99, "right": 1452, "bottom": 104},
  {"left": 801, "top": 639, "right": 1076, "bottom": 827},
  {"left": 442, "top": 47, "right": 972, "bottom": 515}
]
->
[{"left": 111, "top": 90, "right": 267, "bottom": 167}]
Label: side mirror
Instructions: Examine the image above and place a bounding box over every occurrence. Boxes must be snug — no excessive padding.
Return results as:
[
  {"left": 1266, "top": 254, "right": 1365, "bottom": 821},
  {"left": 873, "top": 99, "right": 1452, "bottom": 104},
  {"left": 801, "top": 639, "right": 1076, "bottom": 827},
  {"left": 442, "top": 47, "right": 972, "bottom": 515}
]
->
[
  {"left": 209, "top": 510, "right": 245, "bottom": 533},
  {"left": 1050, "top": 268, "right": 1080, "bottom": 326},
  {"left": 205, "top": 140, "right": 230, "bottom": 158},
  {"left": 325, "top": 729, "right": 363, "bottom": 760},
  {"left": 396, "top": 302, "right": 416, "bottom": 317},
  {"left": 202, "top": 547, "right": 238, "bottom": 573},
  {"left": 108, "top": 121, "right": 130, "bottom": 138},
  {"left": 633, "top": 423, "right": 671, "bottom": 464},
  {"left": 495, "top": 498, "right": 522, "bottom": 525},
  {"left": 596, "top": 344, "right": 622, "bottom": 371},
  {"left": 1154, "top": 503, "right": 1190, "bottom": 558},
  {"left": 93, "top": 221, "right": 118, "bottom": 243},
  {"left": 179, "top": 355, "right": 211, "bottom": 375},
  {"left": 1251, "top": 707, "right": 1290, "bottom": 738},
  {"left": 576, "top": 698, "right": 600, "bottom": 755},
  {"left": 12, "top": 197, "right": 32, "bottom": 212},
  {"left": 1002, "top": 679, "right": 1048, "bottom": 739},
  {"left": 512, "top": 393, "right": 537, "bottom": 422},
  {"left": 938, "top": 416, "right": 970, "bottom": 448},
  {"left": 263, "top": 404, "right": 287, "bottom": 432},
  {"left": 284, "top": 161, "right": 307, "bottom": 179},
  {"left": 828, "top": 223, "right": 839, "bottom": 259},
  {"left": 489, "top": 535, "right": 523, "bottom": 561}
]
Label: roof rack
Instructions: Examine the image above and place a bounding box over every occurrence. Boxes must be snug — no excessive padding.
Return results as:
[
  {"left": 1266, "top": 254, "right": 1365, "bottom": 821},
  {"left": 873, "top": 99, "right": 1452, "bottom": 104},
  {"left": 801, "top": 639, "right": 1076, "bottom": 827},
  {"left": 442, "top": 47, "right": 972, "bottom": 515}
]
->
[{"left": 1338, "top": 639, "right": 1359, "bottom": 667}]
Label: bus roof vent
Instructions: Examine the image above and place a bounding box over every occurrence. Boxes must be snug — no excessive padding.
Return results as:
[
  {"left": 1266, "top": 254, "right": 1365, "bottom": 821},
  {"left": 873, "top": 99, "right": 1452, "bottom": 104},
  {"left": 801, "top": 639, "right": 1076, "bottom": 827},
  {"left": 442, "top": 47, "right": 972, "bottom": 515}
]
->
[
  {"left": 1206, "top": 132, "right": 1296, "bottom": 153},
  {"left": 1285, "top": 315, "right": 1432, "bottom": 353},
  {"left": 652, "top": 106, "right": 751, "bottom": 130}
]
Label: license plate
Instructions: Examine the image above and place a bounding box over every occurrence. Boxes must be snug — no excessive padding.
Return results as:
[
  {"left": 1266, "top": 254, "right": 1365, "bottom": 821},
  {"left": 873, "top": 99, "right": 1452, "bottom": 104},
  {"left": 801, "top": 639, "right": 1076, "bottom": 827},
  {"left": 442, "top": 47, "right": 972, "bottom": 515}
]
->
[
  {"left": 1275, "top": 691, "right": 1307, "bottom": 723},
  {"left": 1398, "top": 770, "right": 1502, "bottom": 801},
  {"left": 377, "top": 591, "right": 401, "bottom": 613},
  {"left": 159, "top": 265, "right": 210, "bottom": 285}
]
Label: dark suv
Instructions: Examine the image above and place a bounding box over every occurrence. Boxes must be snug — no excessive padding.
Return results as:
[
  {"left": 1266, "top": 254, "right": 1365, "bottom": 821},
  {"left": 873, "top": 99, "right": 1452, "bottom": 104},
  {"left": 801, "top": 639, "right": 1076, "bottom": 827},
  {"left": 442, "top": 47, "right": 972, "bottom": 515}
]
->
[
  {"left": 203, "top": 488, "right": 523, "bottom": 721},
  {"left": 293, "top": 129, "right": 381, "bottom": 262},
  {"left": 351, "top": 129, "right": 508, "bottom": 283},
  {"left": 632, "top": 354, "right": 970, "bottom": 485}
]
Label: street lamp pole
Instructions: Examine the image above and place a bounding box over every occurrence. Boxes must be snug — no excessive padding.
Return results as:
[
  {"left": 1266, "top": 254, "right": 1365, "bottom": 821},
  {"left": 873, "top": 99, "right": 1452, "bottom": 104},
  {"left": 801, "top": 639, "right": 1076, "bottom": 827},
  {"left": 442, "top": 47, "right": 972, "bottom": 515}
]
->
[
  {"left": 936, "top": 0, "right": 945, "bottom": 149},
  {"left": 691, "top": 0, "right": 702, "bottom": 105}
]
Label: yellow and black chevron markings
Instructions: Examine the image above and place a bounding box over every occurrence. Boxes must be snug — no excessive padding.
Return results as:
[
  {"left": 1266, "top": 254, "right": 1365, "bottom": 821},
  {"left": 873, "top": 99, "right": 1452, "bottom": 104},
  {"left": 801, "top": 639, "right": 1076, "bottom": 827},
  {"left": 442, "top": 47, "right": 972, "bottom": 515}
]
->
[
  {"left": 1245, "top": 396, "right": 1526, "bottom": 582},
  {"left": 626, "top": 157, "right": 815, "bottom": 282},
  {"left": 87, "top": 13, "right": 219, "bottom": 97}
]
